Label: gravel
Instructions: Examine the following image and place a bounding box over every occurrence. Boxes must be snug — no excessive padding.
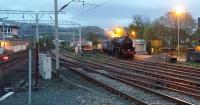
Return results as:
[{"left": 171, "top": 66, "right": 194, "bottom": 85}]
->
[
  {"left": 84, "top": 70, "right": 176, "bottom": 105},
  {"left": 60, "top": 51, "right": 199, "bottom": 105},
  {"left": 1, "top": 67, "right": 130, "bottom": 105},
  {"left": 92, "top": 60, "right": 200, "bottom": 105},
  {"left": 76, "top": 93, "right": 126, "bottom": 105},
  {"left": 157, "top": 90, "right": 200, "bottom": 105},
  {"left": 58, "top": 68, "right": 129, "bottom": 105}
]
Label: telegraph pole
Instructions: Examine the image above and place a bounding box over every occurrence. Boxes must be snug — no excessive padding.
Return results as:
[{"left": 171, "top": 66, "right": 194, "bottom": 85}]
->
[
  {"left": 35, "top": 12, "right": 39, "bottom": 86},
  {"left": 54, "top": 0, "right": 85, "bottom": 77},
  {"left": 79, "top": 25, "right": 82, "bottom": 52},
  {"left": 54, "top": 0, "right": 60, "bottom": 77}
]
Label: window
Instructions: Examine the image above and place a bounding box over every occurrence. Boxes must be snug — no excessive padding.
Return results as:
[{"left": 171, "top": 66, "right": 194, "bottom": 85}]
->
[
  {"left": 1, "top": 27, "right": 12, "bottom": 35},
  {"left": 5, "top": 28, "right": 12, "bottom": 35}
]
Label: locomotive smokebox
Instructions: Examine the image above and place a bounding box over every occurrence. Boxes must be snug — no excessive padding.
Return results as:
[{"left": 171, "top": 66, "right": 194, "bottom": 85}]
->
[{"left": 102, "top": 36, "right": 136, "bottom": 59}]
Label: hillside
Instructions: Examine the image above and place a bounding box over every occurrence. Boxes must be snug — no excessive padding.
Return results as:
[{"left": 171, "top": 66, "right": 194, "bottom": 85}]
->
[{"left": 3, "top": 20, "right": 105, "bottom": 41}]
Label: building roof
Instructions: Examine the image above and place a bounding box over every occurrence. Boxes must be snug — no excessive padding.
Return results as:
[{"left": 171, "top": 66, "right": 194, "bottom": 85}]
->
[{"left": 0, "top": 22, "right": 19, "bottom": 28}]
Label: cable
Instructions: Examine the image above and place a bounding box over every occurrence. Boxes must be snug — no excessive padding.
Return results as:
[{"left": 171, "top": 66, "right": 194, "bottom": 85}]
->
[{"left": 69, "top": 0, "right": 110, "bottom": 20}]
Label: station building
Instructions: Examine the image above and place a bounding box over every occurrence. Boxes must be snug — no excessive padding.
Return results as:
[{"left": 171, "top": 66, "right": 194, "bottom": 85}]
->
[
  {"left": 0, "top": 22, "right": 28, "bottom": 53},
  {"left": 0, "top": 22, "right": 19, "bottom": 38}
]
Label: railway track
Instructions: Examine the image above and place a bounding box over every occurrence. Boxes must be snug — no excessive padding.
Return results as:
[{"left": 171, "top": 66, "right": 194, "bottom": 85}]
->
[
  {"left": 0, "top": 51, "right": 29, "bottom": 101},
  {"left": 49, "top": 52, "right": 147, "bottom": 104},
  {"left": 62, "top": 63, "right": 148, "bottom": 105},
  {"left": 90, "top": 56, "right": 200, "bottom": 86},
  {"left": 0, "top": 51, "right": 28, "bottom": 70},
  {"left": 49, "top": 50, "right": 195, "bottom": 105},
  {"left": 66, "top": 52, "right": 200, "bottom": 97},
  {"left": 102, "top": 54, "right": 200, "bottom": 78},
  {"left": 93, "top": 54, "right": 200, "bottom": 77},
  {"left": 60, "top": 51, "right": 200, "bottom": 103},
  {"left": 90, "top": 55, "right": 200, "bottom": 95},
  {"left": 0, "top": 50, "right": 27, "bottom": 61}
]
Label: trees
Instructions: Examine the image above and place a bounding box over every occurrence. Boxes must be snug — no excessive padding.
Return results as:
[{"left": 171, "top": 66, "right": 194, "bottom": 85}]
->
[
  {"left": 142, "top": 11, "right": 197, "bottom": 48},
  {"left": 143, "top": 25, "right": 157, "bottom": 40},
  {"left": 129, "top": 15, "right": 150, "bottom": 39},
  {"left": 86, "top": 32, "right": 102, "bottom": 46},
  {"left": 156, "top": 11, "right": 196, "bottom": 48}
]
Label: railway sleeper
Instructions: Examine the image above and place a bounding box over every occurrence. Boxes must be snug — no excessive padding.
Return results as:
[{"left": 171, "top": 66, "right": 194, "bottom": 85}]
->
[{"left": 64, "top": 65, "right": 148, "bottom": 105}]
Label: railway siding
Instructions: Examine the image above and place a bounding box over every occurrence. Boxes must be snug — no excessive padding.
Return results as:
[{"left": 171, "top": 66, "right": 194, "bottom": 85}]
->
[
  {"left": 56, "top": 54, "right": 194, "bottom": 105},
  {"left": 48, "top": 50, "right": 200, "bottom": 104}
]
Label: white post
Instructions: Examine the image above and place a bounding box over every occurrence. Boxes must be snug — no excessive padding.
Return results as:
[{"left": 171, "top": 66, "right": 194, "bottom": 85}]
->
[
  {"left": 2, "top": 21, "right": 5, "bottom": 48},
  {"left": 54, "top": 0, "right": 59, "bottom": 73},
  {"left": 164, "top": 53, "right": 166, "bottom": 62},
  {"left": 177, "top": 15, "right": 180, "bottom": 56},
  {"left": 79, "top": 25, "right": 82, "bottom": 52},
  {"left": 28, "top": 50, "right": 32, "bottom": 105}
]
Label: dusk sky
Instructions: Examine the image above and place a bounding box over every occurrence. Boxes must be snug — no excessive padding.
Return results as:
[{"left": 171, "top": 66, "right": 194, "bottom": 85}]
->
[{"left": 0, "top": 0, "right": 199, "bottom": 28}]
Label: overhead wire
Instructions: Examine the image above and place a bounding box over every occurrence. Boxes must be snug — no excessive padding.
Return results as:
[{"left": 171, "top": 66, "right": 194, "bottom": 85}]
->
[{"left": 69, "top": 0, "right": 110, "bottom": 20}]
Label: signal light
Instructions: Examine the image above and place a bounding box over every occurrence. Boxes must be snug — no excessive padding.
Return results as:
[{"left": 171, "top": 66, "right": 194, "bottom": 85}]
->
[{"left": 3, "top": 56, "right": 9, "bottom": 61}]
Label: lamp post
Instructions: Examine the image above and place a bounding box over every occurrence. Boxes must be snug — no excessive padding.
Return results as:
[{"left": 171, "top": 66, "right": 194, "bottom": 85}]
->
[
  {"left": 177, "top": 14, "right": 180, "bottom": 55},
  {"left": 175, "top": 6, "right": 184, "bottom": 56}
]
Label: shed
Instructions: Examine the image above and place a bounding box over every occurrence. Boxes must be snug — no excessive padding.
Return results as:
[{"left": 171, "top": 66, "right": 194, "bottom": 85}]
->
[{"left": 132, "top": 39, "right": 146, "bottom": 52}]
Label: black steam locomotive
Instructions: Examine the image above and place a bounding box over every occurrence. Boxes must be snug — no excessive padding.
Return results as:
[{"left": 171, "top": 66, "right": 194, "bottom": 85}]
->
[{"left": 102, "top": 36, "right": 136, "bottom": 59}]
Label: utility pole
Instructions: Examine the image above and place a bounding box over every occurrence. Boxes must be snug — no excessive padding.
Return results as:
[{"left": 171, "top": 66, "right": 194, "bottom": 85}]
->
[
  {"left": 177, "top": 15, "right": 180, "bottom": 56},
  {"left": 54, "top": 0, "right": 60, "bottom": 77},
  {"left": 54, "top": 0, "right": 85, "bottom": 77},
  {"left": 79, "top": 25, "right": 82, "bottom": 52},
  {"left": 35, "top": 12, "right": 39, "bottom": 86},
  {"left": 28, "top": 50, "right": 32, "bottom": 105}
]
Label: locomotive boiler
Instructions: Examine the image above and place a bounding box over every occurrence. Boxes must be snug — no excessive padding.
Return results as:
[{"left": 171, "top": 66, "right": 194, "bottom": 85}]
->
[{"left": 102, "top": 36, "right": 136, "bottom": 59}]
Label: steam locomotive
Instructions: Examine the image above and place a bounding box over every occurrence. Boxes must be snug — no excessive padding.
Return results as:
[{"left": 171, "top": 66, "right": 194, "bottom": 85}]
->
[{"left": 102, "top": 36, "right": 136, "bottom": 59}]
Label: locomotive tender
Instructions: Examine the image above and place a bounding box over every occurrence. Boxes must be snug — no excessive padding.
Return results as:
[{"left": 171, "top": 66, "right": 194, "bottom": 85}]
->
[{"left": 102, "top": 36, "right": 136, "bottom": 59}]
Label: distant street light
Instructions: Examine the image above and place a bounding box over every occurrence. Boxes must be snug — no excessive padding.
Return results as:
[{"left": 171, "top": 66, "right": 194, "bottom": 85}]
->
[
  {"left": 175, "top": 6, "right": 184, "bottom": 16},
  {"left": 175, "top": 6, "right": 184, "bottom": 55},
  {"left": 131, "top": 31, "right": 136, "bottom": 39}
]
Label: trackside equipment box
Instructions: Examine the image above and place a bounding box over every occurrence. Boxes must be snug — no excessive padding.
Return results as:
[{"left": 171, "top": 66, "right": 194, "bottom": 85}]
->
[
  {"left": 42, "top": 57, "right": 52, "bottom": 79},
  {"left": 39, "top": 53, "right": 47, "bottom": 76}
]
